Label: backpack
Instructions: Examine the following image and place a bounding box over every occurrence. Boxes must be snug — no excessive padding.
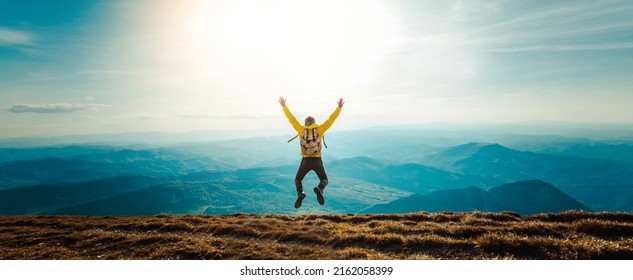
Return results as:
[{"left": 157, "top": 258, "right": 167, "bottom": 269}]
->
[{"left": 288, "top": 127, "right": 327, "bottom": 155}]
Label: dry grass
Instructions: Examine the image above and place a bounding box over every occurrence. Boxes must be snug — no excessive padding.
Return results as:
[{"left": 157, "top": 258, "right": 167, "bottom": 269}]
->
[{"left": 1, "top": 211, "right": 632, "bottom": 260}]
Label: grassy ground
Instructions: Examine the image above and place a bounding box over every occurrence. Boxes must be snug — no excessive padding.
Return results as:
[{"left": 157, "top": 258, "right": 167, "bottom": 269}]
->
[{"left": 1, "top": 211, "right": 632, "bottom": 259}]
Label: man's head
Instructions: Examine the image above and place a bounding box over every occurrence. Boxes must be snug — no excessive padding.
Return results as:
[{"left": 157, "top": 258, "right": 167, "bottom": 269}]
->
[{"left": 305, "top": 116, "right": 315, "bottom": 126}]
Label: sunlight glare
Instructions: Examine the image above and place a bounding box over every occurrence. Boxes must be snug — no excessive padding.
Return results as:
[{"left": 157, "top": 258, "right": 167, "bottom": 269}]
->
[{"left": 180, "top": 0, "right": 401, "bottom": 95}]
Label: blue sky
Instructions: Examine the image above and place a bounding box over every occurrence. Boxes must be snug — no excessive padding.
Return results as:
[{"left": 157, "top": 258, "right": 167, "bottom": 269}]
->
[{"left": 1, "top": 0, "right": 632, "bottom": 138}]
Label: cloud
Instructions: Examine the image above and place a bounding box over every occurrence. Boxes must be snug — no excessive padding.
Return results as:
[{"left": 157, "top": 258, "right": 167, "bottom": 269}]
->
[
  {"left": 455, "top": 2, "right": 633, "bottom": 50},
  {"left": 0, "top": 27, "right": 34, "bottom": 45},
  {"left": 490, "top": 42, "right": 633, "bottom": 53},
  {"left": 7, "top": 103, "right": 98, "bottom": 113},
  {"left": 178, "top": 113, "right": 278, "bottom": 120}
]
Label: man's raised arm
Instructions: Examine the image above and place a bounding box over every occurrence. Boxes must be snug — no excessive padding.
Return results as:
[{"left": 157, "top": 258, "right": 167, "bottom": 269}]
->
[
  {"left": 279, "top": 96, "right": 302, "bottom": 133},
  {"left": 319, "top": 98, "right": 344, "bottom": 133}
]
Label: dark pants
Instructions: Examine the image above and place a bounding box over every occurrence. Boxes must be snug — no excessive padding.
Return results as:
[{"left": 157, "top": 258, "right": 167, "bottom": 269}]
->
[{"left": 294, "top": 157, "right": 328, "bottom": 194}]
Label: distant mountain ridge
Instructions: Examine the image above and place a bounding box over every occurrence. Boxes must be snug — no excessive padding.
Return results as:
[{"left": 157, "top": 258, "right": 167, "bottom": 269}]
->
[
  {"left": 328, "top": 156, "right": 502, "bottom": 193},
  {"left": 420, "top": 142, "right": 633, "bottom": 187},
  {"left": 0, "top": 147, "right": 229, "bottom": 189},
  {"left": 0, "top": 176, "right": 160, "bottom": 215},
  {"left": 362, "top": 180, "right": 591, "bottom": 215},
  {"left": 1, "top": 131, "right": 633, "bottom": 215}
]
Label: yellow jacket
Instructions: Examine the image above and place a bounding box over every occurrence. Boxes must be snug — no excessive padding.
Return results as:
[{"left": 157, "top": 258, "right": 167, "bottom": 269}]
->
[{"left": 283, "top": 105, "right": 341, "bottom": 157}]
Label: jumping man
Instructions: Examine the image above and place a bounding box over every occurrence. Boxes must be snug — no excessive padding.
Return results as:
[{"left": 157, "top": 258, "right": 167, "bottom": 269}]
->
[{"left": 278, "top": 96, "right": 344, "bottom": 208}]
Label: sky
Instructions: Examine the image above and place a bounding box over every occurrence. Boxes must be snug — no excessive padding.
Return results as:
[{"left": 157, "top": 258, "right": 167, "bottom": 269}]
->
[{"left": 1, "top": 0, "right": 633, "bottom": 138}]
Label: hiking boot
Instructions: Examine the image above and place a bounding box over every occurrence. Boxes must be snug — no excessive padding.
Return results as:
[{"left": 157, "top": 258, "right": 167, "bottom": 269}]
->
[
  {"left": 294, "top": 192, "right": 307, "bottom": 209},
  {"left": 313, "top": 187, "right": 325, "bottom": 205}
]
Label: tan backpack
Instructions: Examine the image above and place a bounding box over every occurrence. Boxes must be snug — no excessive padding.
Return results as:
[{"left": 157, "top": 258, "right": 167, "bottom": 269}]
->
[{"left": 288, "top": 127, "right": 327, "bottom": 155}]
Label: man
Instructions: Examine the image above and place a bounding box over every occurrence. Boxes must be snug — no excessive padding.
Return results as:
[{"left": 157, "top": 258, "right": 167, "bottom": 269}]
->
[{"left": 278, "top": 96, "right": 344, "bottom": 208}]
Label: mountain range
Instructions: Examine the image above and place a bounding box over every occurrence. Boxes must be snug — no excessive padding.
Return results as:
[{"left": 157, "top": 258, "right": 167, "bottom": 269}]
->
[
  {"left": 362, "top": 180, "right": 590, "bottom": 215},
  {"left": 1, "top": 128, "right": 632, "bottom": 215}
]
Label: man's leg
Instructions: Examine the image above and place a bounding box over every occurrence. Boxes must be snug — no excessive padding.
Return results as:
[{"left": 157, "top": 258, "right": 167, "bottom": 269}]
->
[
  {"left": 294, "top": 158, "right": 311, "bottom": 208},
  {"left": 312, "top": 157, "right": 328, "bottom": 205}
]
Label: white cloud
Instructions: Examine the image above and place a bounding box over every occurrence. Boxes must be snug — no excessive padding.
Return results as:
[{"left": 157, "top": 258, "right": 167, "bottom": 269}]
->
[
  {"left": 8, "top": 103, "right": 99, "bottom": 113},
  {"left": 177, "top": 113, "right": 278, "bottom": 120},
  {"left": 454, "top": 2, "right": 633, "bottom": 49},
  {"left": 0, "top": 27, "right": 34, "bottom": 45},
  {"left": 490, "top": 42, "right": 633, "bottom": 53}
]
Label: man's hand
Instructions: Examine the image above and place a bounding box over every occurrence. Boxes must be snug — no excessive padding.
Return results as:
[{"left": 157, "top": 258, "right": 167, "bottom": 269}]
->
[
  {"left": 337, "top": 98, "right": 345, "bottom": 108},
  {"left": 278, "top": 96, "right": 287, "bottom": 107}
]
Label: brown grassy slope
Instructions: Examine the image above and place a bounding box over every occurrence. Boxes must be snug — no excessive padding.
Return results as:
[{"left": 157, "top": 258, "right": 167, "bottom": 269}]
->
[{"left": 1, "top": 211, "right": 633, "bottom": 260}]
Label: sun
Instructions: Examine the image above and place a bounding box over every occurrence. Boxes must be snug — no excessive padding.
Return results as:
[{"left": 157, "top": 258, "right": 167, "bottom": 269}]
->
[{"left": 176, "top": 0, "right": 400, "bottom": 94}]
